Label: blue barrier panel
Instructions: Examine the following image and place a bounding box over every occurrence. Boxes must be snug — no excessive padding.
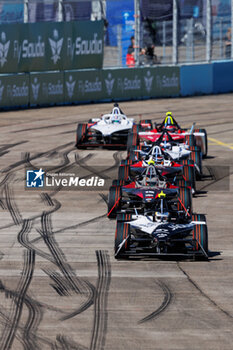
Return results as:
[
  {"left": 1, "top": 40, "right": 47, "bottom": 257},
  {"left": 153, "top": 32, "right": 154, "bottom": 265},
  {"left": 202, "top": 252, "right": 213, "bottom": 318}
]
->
[
  {"left": 213, "top": 61, "right": 233, "bottom": 93},
  {"left": 180, "top": 64, "right": 213, "bottom": 96}
]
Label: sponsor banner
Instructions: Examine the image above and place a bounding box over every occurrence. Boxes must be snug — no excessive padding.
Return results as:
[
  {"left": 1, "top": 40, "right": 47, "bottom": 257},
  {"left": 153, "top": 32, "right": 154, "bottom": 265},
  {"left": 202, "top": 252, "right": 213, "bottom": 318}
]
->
[
  {"left": 102, "top": 69, "right": 142, "bottom": 100},
  {"left": 0, "top": 20, "right": 103, "bottom": 74},
  {"left": 30, "top": 72, "right": 64, "bottom": 105},
  {"left": 141, "top": 67, "right": 180, "bottom": 97},
  {"left": 64, "top": 70, "right": 104, "bottom": 102},
  {"left": 0, "top": 74, "right": 29, "bottom": 107}
]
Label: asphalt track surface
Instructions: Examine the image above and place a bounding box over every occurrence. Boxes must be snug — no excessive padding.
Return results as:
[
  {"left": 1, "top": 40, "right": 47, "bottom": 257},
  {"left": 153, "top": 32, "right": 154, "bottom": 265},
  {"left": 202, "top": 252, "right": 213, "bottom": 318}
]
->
[{"left": 0, "top": 94, "right": 233, "bottom": 350}]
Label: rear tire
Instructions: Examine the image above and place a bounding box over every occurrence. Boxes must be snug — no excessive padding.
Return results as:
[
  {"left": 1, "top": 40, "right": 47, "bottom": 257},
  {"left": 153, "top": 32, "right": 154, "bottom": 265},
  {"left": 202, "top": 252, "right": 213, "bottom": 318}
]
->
[
  {"left": 127, "top": 132, "right": 138, "bottom": 151},
  {"left": 177, "top": 187, "right": 192, "bottom": 214},
  {"left": 183, "top": 165, "right": 195, "bottom": 193},
  {"left": 108, "top": 186, "right": 121, "bottom": 219},
  {"left": 185, "top": 135, "right": 195, "bottom": 147},
  {"left": 190, "top": 146, "right": 202, "bottom": 179},
  {"left": 195, "top": 128, "right": 208, "bottom": 158},
  {"left": 76, "top": 124, "right": 87, "bottom": 147},
  {"left": 118, "top": 165, "right": 130, "bottom": 181},
  {"left": 192, "top": 214, "right": 208, "bottom": 256},
  {"left": 115, "top": 221, "right": 130, "bottom": 258}
]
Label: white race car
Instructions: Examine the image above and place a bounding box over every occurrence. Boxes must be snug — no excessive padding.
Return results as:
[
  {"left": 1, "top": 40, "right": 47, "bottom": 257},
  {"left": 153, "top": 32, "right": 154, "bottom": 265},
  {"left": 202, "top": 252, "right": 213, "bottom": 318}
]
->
[{"left": 76, "top": 104, "right": 136, "bottom": 148}]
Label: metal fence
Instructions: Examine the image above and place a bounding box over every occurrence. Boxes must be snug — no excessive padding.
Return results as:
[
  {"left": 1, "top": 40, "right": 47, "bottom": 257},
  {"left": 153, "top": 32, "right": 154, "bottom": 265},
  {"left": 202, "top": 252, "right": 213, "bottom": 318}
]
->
[{"left": 0, "top": 0, "right": 232, "bottom": 68}]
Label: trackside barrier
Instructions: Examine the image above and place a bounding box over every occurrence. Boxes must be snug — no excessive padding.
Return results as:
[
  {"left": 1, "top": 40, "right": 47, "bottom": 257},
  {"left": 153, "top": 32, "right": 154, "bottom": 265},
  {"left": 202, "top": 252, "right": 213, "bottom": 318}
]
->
[
  {"left": 0, "top": 61, "right": 233, "bottom": 109},
  {"left": 180, "top": 64, "right": 213, "bottom": 96},
  {"left": 0, "top": 20, "right": 104, "bottom": 74}
]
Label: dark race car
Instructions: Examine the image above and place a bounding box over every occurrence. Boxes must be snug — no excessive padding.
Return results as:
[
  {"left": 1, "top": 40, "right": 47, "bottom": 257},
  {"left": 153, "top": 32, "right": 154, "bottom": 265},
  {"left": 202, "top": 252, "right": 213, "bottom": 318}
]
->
[{"left": 114, "top": 195, "right": 208, "bottom": 260}]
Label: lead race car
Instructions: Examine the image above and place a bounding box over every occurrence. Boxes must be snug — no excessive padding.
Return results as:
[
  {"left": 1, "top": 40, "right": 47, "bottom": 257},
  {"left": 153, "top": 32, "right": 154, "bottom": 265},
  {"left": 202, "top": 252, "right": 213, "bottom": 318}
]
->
[
  {"left": 131, "top": 112, "right": 208, "bottom": 158},
  {"left": 76, "top": 104, "right": 136, "bottom": 148},
  {"left": 114, "top": 191, "right": 208, "bottom": 259}
]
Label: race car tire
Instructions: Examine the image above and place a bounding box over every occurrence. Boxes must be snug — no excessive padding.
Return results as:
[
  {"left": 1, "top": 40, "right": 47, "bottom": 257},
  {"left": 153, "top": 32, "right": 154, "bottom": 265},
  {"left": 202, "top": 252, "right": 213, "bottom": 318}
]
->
[
  {"left": 176, "top": 179, "right": 192, "bottom": 189},
  {"left": 185, "top": 135, "right": 195, "bottom": 147},
  {"left": 120, "top": 159, "right": 133, "bottom": 166},
  {"left": 177, "top": 187, "right": 192, "bottom": 214},
  {"left": 182, "top": 165, "right": 196, "bottom": 193},
  {"left": 127, "top": 132, "right": 138, "bottom": 151},
  {"left": 76, "top": 123, "right": 87, "bottom": 147},
  {"left": 180, "top": 159, "right": 194, "bottom": 166},
  {"left": 132, "top": 124, "right": 140, "bottom": 133},
  {"left": 139, "top": 119, "right": 153, "bottom": 130},
  {"left": 128, "top": 145, "right": 142, "bottom": 161},
  {"left": 116, "top": 213, "right": 133, "bottom": 221},
  {"left": 190, "top": 146, "right": 202, "bottom": 178},
  {"left": 118, "top": 165, "right": 130, "bottom": 181},
  {"left": 192, "top": 214, "right": 208, "bottom": 255},
  {"left": 108, "top": 186, "right": 122, "bottom": 219},
  {"left": 112, "top": 179, "right": 127, "bottom": 186},
  {"left": 115, "top": 221, "right": 130, "bottom": 258},
  {"left": 194, "top": 128, "right": 208, "bottom": 158}
]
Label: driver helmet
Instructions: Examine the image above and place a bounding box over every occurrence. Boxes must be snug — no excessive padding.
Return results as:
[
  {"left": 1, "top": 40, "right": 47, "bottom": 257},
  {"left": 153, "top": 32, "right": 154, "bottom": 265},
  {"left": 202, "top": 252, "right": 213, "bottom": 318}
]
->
[
  {"left": 165, "top": 111, "right": 176, "bottom": 131},
  {"left": 112, "top": 107, "right": 121, "bottom": 123},
  {"left": 155, "top": 211, "right": 170, "bottom": 222}
]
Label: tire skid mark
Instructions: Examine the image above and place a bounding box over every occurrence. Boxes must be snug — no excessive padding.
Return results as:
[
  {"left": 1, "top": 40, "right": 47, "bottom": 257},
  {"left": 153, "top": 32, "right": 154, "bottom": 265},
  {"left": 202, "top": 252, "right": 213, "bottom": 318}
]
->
[
  {"left": 138, "top": 280, "right": 172, "bottom": 324},
  {"left": 1, "top": 142, "right": 74, "bottom": 173},
  {"left": 61, "top": 279, "right": 96, "bottom": 321},
  {"left": 177, "top": 262, "right": 233, "bottom": 320},
  {"left": 4, "top": 183, "right": 22, "bottom": 225},
  {"left": 90, "top": 250, "right": 111, "bottom": 350},
  {"left": 0, "top": 249, "right": 36, "bottom": 350},
  {"left": 54, "top": 334, "right": 88, "bottom": 350},
  {"left": 0, "top": 141, "right": 28, "bottom": 152}
]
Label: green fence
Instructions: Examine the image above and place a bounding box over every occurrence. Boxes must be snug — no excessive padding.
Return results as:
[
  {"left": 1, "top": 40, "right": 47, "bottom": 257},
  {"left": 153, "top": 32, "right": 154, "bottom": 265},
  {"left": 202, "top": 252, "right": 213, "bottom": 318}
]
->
[
  {"left": 0, "top": 66, "right": 180, "bottom": 109},
  {"left": 0, "top": 20, "right": 104, "bottom": 74}
]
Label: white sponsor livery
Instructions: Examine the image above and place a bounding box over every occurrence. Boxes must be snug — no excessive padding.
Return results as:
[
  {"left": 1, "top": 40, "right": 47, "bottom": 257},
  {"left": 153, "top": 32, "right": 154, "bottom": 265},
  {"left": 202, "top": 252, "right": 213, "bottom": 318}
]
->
[
  {"left": 144, "top": 71, "right": 153, "bottom": 93},
  {"left": 0, "top": 32, "right": 10, "bottom": 67},
  {"left": 22, "top": 36, "right": 45, "bottom": 58},
  {"left": 66, "top": 75, "right": 76, "bottom": 98},
  {"left": 0, "top": 80, "right": 4, "bottom": 101},
  {"left": 49, "top": 29, "right": 64, "bottom": 64},
  {"left": 89, "top": 106, "right": 134, "bottom": 137},
  {"left": 78, "top": 78, "right": 102, "bottom": 95},
  {"left": 42, "top": 80, "right": 63, "bottom": 97},
  {"left": 31, "top": 77, "right": 40, "bottom": 100},
  {"left": 67, "top": 33, "right": 102, "bottom": 59},
  {"left": 117, "top": 76, "right": 141, "bottom": 92},
  {"left": 105, "top": 73, "right": 115, "bottom": 96},
  {"left": 156, "top": 73, "right": 179, "bottom": 89},
  {"left": 7, "top": 82, "right": 28, "bottom": 98}
]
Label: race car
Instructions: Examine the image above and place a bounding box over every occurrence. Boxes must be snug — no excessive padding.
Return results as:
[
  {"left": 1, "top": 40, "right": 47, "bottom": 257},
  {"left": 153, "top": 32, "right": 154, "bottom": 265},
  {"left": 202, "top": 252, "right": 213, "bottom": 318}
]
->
[
  {"left": 108, "top": 165, "right": 192, "bottom": 219},
  {"left": 127, "top": 130, "right": 202, "bottom": 179},
  {"left": 136, "top": 112, "right": 208, "bottom": 157},
  {"left": 76, "top": 104, "right": 136, "bottom": 148},
  {"left": 114, "top": 200, "right": 208, "bottom": 260},
  {"left": 118, "top": 154, "right": 196, "bottom": 194}
]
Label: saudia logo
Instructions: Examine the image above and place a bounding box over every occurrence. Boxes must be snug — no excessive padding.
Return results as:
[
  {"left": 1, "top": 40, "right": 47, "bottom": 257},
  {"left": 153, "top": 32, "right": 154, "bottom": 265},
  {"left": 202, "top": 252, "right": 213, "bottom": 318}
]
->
[
  {"left": 67, "top": 33, "right": 102, "bottom": 59},
  {"left": 105, "top": 73, "right": 115, "bottom": 96},
  {"left": 0, "top": 32, "right": 10, "bottom": 67},
  {"left": 66, "top": 75, "right": 76, "bottom": 98},
  {"left": 42, "top": 80, "right": 63, "bottom": 97},
  {"left": 7, "top": 82, "right": 28, "bottom": 98},
  {"left": 49, "top": 29, "right": 63, "bottom": 64},
  {"left": 31, "top": 77, "right": 40, "bottom": 101},
  {"left": 156, "top": 73, "right": 179, "bottom": 89},
  {"left": 144, "top": 71, "right": 153, "bottom": 93},
  {"left": 78, "top": 78, "right": 102, "bottom": 95},
  {"left": 0, "top": 80, "right": 4, "bottom": 101},
  {"left": 14, "top": 36, "right": 45, "bottom": 62},
  {"left": 117, "top": 76, "right": 141, "bottom": 92}
]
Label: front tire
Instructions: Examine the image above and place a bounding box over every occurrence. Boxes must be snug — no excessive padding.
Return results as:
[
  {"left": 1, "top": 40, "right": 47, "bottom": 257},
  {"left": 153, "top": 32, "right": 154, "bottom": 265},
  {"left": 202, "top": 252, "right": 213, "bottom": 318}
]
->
[
  {"left": 192, "top": 214, "right": 208, "bottom": 256},
  {"left": 76, "top": 123, "right": 87, "bottom": 147},
  {"left": 108, "top": 186, "right": 121, "bottom": 219},
  {"left": 115, "top": 221, "right": 130, "bottom": 258}
]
